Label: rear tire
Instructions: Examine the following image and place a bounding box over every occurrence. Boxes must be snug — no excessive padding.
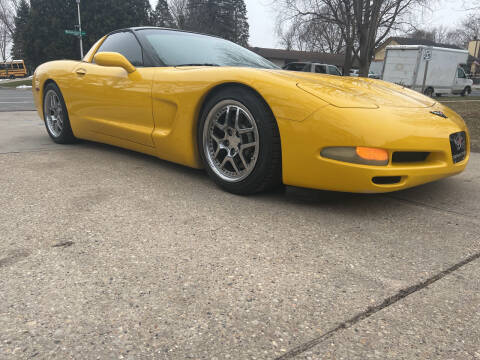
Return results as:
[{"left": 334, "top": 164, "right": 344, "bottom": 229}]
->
[
  {"left": 198, "top": 87, "right": 282, "bottom": 195},
  {"left": 43, "top": 82, "right": 76, "bottom": 144},
  {"left": 9, "top": 75, "right": 15, "bottom": 80}
]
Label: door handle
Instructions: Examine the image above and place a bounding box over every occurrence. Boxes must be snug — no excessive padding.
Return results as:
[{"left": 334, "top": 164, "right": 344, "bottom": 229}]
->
[{"left": 76, "top": 68, "right": 87, "bottom": 76}]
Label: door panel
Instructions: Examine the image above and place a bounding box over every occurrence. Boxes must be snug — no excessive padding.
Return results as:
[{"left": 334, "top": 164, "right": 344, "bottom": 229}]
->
[
  {"left": 70, "top": 63, "right": 155, "bottom": 147},
  {"left": 453, "top": 68, "right": 467, "bottom": 92}
]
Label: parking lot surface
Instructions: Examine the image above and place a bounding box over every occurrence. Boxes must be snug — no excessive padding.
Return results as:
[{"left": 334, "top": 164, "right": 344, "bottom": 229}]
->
[{"left": 0, "top": 112, "right": 479, "bottom": 359}]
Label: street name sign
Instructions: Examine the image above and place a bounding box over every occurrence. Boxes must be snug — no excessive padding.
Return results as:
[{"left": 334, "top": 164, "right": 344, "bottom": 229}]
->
[{"left": 65, "top": 30, "right": 86, "bottom": 36}]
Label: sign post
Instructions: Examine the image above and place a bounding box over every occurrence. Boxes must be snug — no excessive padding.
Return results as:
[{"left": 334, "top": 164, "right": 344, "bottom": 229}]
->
[
  {"left": 421, "top": 49, "right": 432, "bottom": 95},
  {"left": 76, "top": 0, "right": 83, "bottom": 59},
  {"left": 65, "top": 30, "right": 86, "bottom": 36}
]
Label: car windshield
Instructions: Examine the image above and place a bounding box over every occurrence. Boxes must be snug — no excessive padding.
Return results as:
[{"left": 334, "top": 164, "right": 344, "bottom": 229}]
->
[{"left": 138, "top": 29, "right": 278, "bottom": 69}]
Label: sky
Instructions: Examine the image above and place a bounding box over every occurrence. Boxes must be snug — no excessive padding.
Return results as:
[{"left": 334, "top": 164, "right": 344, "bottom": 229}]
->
[{"left": 153, "top": 0, "right": 472, "bottom": 49}]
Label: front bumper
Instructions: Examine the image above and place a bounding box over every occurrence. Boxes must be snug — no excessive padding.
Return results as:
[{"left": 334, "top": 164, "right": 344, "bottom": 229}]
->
[{"left": 278, "top": 104, "right": 470, "bottom": 193}]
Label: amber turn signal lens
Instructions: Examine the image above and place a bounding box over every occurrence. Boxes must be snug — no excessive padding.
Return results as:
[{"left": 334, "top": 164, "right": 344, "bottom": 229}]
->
[{"left": 356, "top": 147, "right": 389, "bottom": 161}]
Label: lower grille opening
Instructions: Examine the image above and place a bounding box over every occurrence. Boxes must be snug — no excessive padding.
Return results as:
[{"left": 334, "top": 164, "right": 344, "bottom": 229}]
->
[
  {"left": 392, "top": 152, "right": 430, "bottom": 163},
  {"left": 372, "top": 176, "right": 402, "bottom": 185}
]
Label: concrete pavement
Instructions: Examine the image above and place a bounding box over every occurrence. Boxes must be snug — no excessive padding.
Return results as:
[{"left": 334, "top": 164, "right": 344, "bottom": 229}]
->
[{"left": 0, "top": 112, "right": 479, "bottom": 359}]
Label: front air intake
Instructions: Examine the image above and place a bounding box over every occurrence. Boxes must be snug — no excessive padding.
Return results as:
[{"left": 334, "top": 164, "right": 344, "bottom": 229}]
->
[
  {"left": 392, "top": 152, "right": 430, "bottom": 163},
  {"left": 372, "top": 176, "right": 402, "bottom": 185}
]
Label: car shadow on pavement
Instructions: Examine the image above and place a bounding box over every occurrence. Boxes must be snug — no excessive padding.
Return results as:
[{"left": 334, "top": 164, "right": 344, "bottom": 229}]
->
[{"left": 76, "top": 139, "right": 460, "bottom": 215}]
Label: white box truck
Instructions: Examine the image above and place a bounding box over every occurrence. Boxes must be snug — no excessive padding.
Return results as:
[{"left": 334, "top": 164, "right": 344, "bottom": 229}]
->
[{"left": 381, "top": 45, "right": 472, "bottom": 96}]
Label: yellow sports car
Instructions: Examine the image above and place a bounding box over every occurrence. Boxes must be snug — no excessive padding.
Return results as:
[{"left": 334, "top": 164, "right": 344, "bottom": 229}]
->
[{"left": 33, "top": 27, "right": 469, "bottom": 194}]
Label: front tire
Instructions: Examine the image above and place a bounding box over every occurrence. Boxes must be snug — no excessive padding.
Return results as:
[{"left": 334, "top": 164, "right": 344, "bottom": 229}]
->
[
  {"left": 461, "top": 87, "right": 471, "bottom": 97},
  {"left": 424, "top": 87, "right": 434, "bottom": 97},
  {"left": 198, "top": 87, "right": 282, "bottom": 195},
  {"left": 43, "top": 82, "right": 76, "bottom": 144}
]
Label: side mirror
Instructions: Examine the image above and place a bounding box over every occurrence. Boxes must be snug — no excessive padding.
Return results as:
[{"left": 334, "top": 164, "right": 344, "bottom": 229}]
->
[{"left": 93, "top": 52, "right": 136, "bottom": 73}]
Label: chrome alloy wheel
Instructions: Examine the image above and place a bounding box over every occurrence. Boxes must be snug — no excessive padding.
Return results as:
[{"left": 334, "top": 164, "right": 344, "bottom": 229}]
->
[
  {"left": 203, "top": 100, "right": 260, "bottom": 182},
  {"left": 44, "top": 89, "right": 64, "bottom": 138}
]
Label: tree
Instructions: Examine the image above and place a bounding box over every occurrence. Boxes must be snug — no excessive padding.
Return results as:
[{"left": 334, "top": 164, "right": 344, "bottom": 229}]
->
[
  {"left": 0, "top": 0, "right": 17, "bottom": 37},
  {"left": 151, "top": 0, "right": 175, "bottom": 27},
  {"left": 10, "top": 0, "right": 28, "bottom": 60},
  {"left": 0, "top": 22, "right": 9, "bottom": 63},
  {"left": 0, "top": 0, "right": 18, "bottom": 63},
  {"left": 13, "top": 0, "right": 153, "bottom": 71},
  {"left": 407, "top": 25, "right": 467, "bottom": 47},
  {"left": 275, "top": 0, "right": 429, "bottom": 77},
  {"left": 186, "top": 0, "right": 249, "bottom": 46},
  {"left": 229, "top": 0, "right": 249, "bottom": 47},
  {"left": 81, "top": 0, "right": 152, "bottom": 48},
  {"left": 408, "top": 14, "right": 480, "bottom": 49},
  {"left": 276, "top": 11, "right": 344, "bottom": 53},
  {"left": 169, "top": 0, "right": 188, "bottom": 29}
]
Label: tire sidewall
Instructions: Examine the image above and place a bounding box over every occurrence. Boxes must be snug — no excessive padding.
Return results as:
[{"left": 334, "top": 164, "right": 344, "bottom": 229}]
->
[
  {"left": 198, "top": 88, "right": 279, "bottom": 194},
  {"left": 43, "top": 83, "right": 74, "bottom": 143}
]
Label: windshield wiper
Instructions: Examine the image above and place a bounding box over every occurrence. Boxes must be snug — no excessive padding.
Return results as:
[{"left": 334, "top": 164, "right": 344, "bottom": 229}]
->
[{"left": 175, "top": 63, "right": 220, "bottom": 67}]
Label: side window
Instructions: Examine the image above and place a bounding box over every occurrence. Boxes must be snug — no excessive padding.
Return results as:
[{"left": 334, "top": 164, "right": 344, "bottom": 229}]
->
[
  {"left": 96, "top": 31, "right": 144, "bottom": 66},
  {"left": 457, "top": 68, "right": 466, "bottom": 79},
  {"left": 315, "top": 65, "right": 326, "bottom": 74},
  {"left": 328, "top": 66, "right": 340, "bottom": 75}
]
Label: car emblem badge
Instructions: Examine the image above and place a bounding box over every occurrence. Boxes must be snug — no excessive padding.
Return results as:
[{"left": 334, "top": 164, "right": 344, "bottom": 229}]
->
[
  {"left": 430, "top": 110, "right": 447, "bottom": 118},
  {"left": 453, "top": 133, "right": 465, "bottom": 151}
]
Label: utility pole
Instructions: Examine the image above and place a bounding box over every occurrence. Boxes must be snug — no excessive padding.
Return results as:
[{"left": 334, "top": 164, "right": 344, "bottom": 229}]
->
[
  {"left": 76, "top": 0, "right": 84, "bottom": 59},
  {"left": 474, "top": 37, "right": 479, "bottom": 76}
]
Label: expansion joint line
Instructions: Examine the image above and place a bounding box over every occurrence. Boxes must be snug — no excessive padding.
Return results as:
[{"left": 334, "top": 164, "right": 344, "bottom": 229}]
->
[{"left": 276, "top": 250, "right": 480, "bottom": 359}]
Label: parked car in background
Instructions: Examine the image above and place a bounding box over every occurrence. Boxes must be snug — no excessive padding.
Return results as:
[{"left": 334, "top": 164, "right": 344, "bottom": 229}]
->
[
  {"left": 350, "top": 69, "right": 359, "bottom": 77},
  {"left": 0, "top": 60, "right": 28, "bottom": 79},
  {"left": 283, "top": 62, "right": 342, "bottom": 76},
  {"left": 350, "top": 69, "right": 380, "bottom": 79},
  {"left": 382, "top": 45, "right": 472, "bottom": 97}
]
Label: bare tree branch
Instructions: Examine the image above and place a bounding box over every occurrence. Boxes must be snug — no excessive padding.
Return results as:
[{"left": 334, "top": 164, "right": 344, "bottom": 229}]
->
[{"left": 274, "top": 0, "right": 430, "bottom": 76}]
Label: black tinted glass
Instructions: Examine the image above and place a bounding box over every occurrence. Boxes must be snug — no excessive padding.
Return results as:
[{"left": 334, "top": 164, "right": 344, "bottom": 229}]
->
[
  {"left": 97, "top": 32, "right": 143, "bottom": 66},
  {"left": 315, "top": 65, "right": 326, "bottom": 74},
  {"left": 138, "top": 29, "right": 277, "bottom": 69},
  {"left": 328, "top": 66, "right": 340, "bottom": 75},
  {"left": 285, "top": 63, "right": 309, "bottom": 71}
]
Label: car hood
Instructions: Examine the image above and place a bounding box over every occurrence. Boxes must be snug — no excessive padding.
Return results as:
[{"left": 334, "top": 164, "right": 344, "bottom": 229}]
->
[{"left": 265, "top": 70, "right": 436, "bottom": 109}]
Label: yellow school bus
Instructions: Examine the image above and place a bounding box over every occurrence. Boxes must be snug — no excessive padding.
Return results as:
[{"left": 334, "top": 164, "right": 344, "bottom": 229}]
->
[{"left": 0, "top": 60, "right": 28, "bottom": 79}]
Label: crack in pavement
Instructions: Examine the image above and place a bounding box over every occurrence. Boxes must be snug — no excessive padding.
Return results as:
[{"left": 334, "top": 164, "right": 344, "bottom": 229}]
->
[
  {"left": 276, "top": 249, "right": 480, "bottom": 360},
  {"left": 0, "top": 148, "right": 75, "bottom": 155}
]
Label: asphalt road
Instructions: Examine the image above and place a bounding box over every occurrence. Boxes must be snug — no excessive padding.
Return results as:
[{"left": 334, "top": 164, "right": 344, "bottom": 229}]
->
[
  {"left": 0, "top": 112, "right": 479, "bottom": 359},
  {"left": 0, "top": 88, "right": 35, "bottom": 112}
]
